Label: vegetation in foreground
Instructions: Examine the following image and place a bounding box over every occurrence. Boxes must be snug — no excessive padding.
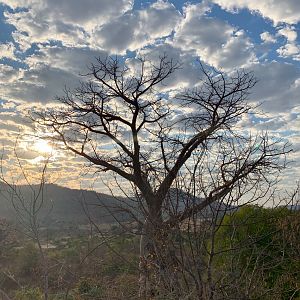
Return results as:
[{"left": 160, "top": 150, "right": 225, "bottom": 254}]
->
[{"left": 0, "top": 205, "right": 299, "bottom": 299}]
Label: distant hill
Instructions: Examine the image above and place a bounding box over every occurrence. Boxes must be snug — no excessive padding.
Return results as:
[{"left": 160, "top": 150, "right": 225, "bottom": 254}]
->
[
  {"left": 287, "top": 204, "right": 300, "bottom": 211},
  {"left": 166, "top": 188, "right": 237, "bottom": 217},
  {"left": 0, "top": 183, "right": 238, "bottom": 227},
  {"left": 0, "top": 183, "right": 129, "bottom": 225}
]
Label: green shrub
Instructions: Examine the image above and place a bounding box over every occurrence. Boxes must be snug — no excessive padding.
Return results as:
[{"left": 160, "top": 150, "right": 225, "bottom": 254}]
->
[
  {"left": 15, "top": 287, "right": 43, "bottom": 300},
  {"left": 214, "top": 206, "right": 300, "bottom": 299},
  {"left": 77, "top": 278, "right": 104, "bottom": 299},
  {"left": 16, "top": 242, "right": 40, "bottom": 277}
]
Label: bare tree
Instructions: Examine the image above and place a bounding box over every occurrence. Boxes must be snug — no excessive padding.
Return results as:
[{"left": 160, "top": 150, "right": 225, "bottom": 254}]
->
[{"left": 33, "top": 55, "right": 290, "bottom": 298}]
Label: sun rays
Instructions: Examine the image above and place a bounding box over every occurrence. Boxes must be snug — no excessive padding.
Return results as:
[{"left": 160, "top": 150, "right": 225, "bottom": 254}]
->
[{"left": 33, "top": 139, "right": 53, "bottom": 154}]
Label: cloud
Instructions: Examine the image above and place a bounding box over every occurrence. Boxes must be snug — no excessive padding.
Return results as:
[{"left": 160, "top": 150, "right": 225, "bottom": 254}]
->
[
  {"left": 2, "top": 0, "right": 133, "bottom": 26},
  {"left": 277, "top": 43, "right": 300, "bottom": 57},
  {"left": 139, "top": 0, "right": 181, "bottom": 38},
  {"left": 0, "top": 63, "right": 80, "bottom": 103},
  {"left": 276, "top": 26, "right": 300, "bottom": 60},
  {"left": 237, "top": 109, "right": 300, "bottom": 190},
  {"left": 277, "top": 26, "right": 298, "bottom": 42},
  {"left": 173, "top": 4, "right": 256, "bottom": 70},
  {"left": 249, "top": 61, "right": 300, "bottom": 112},
  {"left": 212, "top": 0, "right": 300, "bottom": 25},
  {"left": 136, "top": 43, "right": 204, "bottom": 90},
  {"left": 25, "top": 45, "right": 107, "bottom": 73},
  {"left": 0, "top": 0, "right": 299, "bottom": 191},
  {"left": 0, "top": 42, "right": 16, "bottom": 60},
  {"left": 244, "top": 115, "right": 289, "bottom": 132},
  {"left": 91, "top": 13, "right": 138, "bottom": 54},
  {"left": 0, "top": 64, "right": 19, "bottom": 83},
  {"left": 91, "top": 1, "right": 181, "bottom": 54},
  {"left": 0, "top": 44, "right": 110, "bottom": 104},
  {"left": 2, "top": 0, "right": 133, "bottom": 50},
  {"left": 260, "top": 31, "right": 277, "bottom": 44},
  {"left": 3, "top": 0, "right": 181, "bottom": 55},
  {"left": 4, "top": 10, "right": 90, "bottom": 50},
  {"left": 208, "top": 30, "right": 257, "bottom": 70}
]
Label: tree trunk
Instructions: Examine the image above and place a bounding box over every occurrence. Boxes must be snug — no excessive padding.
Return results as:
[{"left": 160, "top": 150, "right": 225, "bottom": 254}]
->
[
  {"left": 37, "top": 240, "right": 49, "bottom": 300},
  {"left": 138, "top": 206, "right": 180, "bottom": 298},
  {"left": 139, "top": 216, "right": 160, "bottom": 298}
]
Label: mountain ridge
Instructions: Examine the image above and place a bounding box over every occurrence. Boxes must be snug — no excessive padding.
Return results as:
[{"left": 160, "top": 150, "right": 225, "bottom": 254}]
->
[
  {"left": 0, "top": 182, "right": 127, "bottom": 225},
  {"left": 0, "top": 182, "right": 239, "bottom": 226}
]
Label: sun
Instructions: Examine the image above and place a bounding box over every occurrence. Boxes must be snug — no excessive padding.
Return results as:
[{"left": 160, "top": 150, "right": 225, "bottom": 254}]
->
[{"left": 34, "top": 139, "right": 53, "bottom": 154}]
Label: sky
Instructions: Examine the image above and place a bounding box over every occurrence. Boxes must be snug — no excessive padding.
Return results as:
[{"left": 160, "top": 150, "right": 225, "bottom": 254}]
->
[{"left": 0, "top": 0, "right": 299, "bottom": 192}]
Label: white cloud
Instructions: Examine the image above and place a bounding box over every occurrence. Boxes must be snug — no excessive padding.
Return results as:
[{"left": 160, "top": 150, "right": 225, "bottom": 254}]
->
[
  {"left": 3, "top": 0, "right": 181, "bottom": 55},
  {"left": 92, "top": 1, "right": 181, "bottom": 54},
  {"left": 136, "top": 43, "right": 204, "bottom": 90},
  {"left": 0, "top": 63, "right": 80, "bottom": 103},
  {"left": 139, "top": 0, "right": 181, "bottom": 38},
  {"left": 4, "top": 10, "right": 90, "bottom": 50},
  {"left": 2, "top": 0, "right": 133, "bottom": 50},
  {"left": 91, "top": 13, "right": 139, "bottom": 54},
  {"left": 173, "top": 4, "right": 256, "bottom": 70},
  {"left": 249, "top": 61, "right": 300, "bottom": 112},
  {"left": 0, "top": 64, "right": 18, "bottom": 83},
  {"left": 276, "top": 26, "right": 300, "bottom": 59},
  {"left": 277, "top": 43, "right": 300, "bottom": 57},
  {"left": 25, "top": 45, "right": 107, "bottom": 73},
  {"left": 0, "top": 42, "right": 16, "bottom": 60},
  {"left": 0, "top": 45, "right": 107, "bottom": 104},
  {"left": 278, "top": 26, "right": 297, "bottom": 42},
  {"left": 2, "top": 0, "right": 133, "bottom": 27},
  {"left": 209, "top": 30, "right": 257, "bottom": 70},
  {"left": 212, "top": 0, "right": 300, "bottom": 25},
  {"left": 260, "top": 31, "right": 277, "bottom": 43}
]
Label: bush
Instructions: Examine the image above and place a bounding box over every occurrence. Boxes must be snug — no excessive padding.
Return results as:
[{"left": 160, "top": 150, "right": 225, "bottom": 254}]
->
[
  {"left": 214, "top": 206, "right": 300, "bottom": 299},
  {"left": 15, "top": 287, "right": 43, "bottom": 300},
  {"left": 77, "top": 278, "right": 104, "bottom": 299},
  {"left": 16, "top": 242, "right": 40, "bottom": 277}
]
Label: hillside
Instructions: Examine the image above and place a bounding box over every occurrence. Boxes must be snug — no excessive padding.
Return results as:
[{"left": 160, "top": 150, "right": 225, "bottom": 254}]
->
[
  {"left": 0, "top": 183, "right": 128, "bottom": 225},
  {"left": 0, "top": 183, "right": 239, "bottom": 227}
]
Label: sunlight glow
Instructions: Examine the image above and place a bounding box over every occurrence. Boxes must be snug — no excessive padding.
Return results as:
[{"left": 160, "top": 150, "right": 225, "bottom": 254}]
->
[{"left": 34, "top": 139, "right": 53, "bottom": 154}]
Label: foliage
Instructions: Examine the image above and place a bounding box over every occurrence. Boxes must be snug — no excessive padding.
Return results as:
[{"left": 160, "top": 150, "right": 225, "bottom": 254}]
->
[
  {"left": 16, "top": 242, "right": 40, "bottom": 278},
  {"left": 15, "top": 287, "right": 43, "bottom": 300},
  {"left": 0, "top": 212, "right": 298, "bottom": 299},
  {"left": 0, "top": 218, "right": 16, "bottom": 257},
  {"left": 215, "top": 205, "right": 300, "bottom": 299},
  {"left": 104, "top": 235, "right": 138, "bottom": 274},
  {"left": 76, "top": 278, "right": 104, "bottom": 299}
]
